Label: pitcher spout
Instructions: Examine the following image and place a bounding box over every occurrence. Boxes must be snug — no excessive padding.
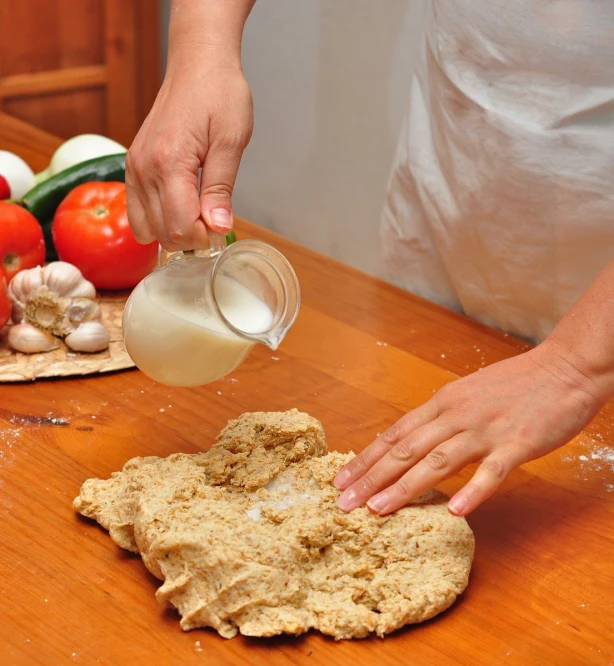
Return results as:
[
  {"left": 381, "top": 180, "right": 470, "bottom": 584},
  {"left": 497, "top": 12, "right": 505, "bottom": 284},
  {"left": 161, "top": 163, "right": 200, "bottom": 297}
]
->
[{"left": 263, "top": 332, "right": 283, "bottom": 351}]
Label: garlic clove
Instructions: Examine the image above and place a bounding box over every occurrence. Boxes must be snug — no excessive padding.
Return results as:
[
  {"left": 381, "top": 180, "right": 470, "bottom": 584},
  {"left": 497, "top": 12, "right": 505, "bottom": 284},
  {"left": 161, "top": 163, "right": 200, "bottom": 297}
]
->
[
  {"left": 64, "top": 321, "right": 109, "bottom": 353},
  {"left": 42, "top": 262, "right": 96, "bottom": 299},
  {"left": 67, "top": 298, "right": 102, "bottom": 326},
  {"left": 8, "top": 323, "right": 59, "bottom": 354},
  {"left": 9, "top": 265, "right": 44, "bottom": 303},
  {"left": 8, "top": 265, "right": 44, "bottom": 323}
]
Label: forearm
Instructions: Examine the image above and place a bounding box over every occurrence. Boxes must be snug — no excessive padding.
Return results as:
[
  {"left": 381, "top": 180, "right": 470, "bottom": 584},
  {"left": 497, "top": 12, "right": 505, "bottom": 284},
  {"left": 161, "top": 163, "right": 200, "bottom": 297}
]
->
[
  {"left": 541, "top": 258, "right": 614, "bottom": 404},
  {"left": 168, "top": 0, "right": 256, "bottom": 67}
]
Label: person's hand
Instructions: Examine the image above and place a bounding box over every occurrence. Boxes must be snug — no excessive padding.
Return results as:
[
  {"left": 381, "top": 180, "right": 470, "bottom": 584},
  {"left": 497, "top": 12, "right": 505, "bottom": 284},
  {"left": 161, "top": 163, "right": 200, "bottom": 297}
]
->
[
  {"left": 125, "top": 51, "right": 253, "bottom": 251},
  {"left": 334, "top": 338, "right": 605, "bottom": 517}
]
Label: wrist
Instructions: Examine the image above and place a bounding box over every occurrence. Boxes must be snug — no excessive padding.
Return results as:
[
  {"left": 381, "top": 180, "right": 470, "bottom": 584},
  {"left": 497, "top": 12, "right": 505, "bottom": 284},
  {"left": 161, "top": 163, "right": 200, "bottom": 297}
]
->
[
  {"left": 168, "top": 40, "right": 242, "bottom": 76},
  {"left": 534, "top": 334, "right": 614, "bottom": 408}
]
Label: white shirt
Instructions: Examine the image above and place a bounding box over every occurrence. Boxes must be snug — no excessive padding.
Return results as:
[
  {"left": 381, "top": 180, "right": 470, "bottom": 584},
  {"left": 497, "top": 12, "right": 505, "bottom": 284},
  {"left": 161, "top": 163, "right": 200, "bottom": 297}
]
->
[{"left": 381, "top": 0, "right": 614, "bottom": 342}]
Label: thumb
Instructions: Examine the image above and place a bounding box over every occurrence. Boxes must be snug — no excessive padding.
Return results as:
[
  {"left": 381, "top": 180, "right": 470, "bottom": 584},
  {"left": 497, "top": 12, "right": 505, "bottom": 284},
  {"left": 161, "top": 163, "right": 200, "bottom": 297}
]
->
[{"left": 200, "top": 143, "right": 242, "bottom": 234}]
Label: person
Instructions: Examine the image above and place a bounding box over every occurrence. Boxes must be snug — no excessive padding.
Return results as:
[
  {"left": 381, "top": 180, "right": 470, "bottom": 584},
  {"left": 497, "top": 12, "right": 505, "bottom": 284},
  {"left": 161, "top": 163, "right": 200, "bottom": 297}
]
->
[{"left": 125, "top": 1, "right": 614, "bottom": 518}]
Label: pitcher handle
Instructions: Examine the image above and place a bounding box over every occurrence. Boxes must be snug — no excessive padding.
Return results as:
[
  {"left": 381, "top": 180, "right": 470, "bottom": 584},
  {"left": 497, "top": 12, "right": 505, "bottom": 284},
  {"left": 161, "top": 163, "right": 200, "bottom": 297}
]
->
[{"left": 158, "top": 228, "right": 228, "bottom": 267}]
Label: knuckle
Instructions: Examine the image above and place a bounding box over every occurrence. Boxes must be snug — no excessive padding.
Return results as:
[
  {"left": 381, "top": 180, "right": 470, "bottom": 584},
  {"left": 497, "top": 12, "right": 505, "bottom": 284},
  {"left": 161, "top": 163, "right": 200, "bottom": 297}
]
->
[
  {"left": 346, "top": 455, "right": 367, "bottom": 478},
  {"left": 436, "top": 382, "right": 454, "bottom": 400},
  {"left": 201, "top": 183, "right": 233, "bottom": 198},
  {"left": 134, "top": 232, "right": 155, "bottom": 245},
  {"left": 481, "top": 457, "right": 507, "bottom": 481},
  {"left": 356, "top": 474, "right": 378, "bottom": 495},
  {"left": 151, "top": 142, "right": 176, "bottom": 172},
  {"left": 463, "top": 481, "right": 484, "bottom": 498},
  {"left": 218, "top": 133, "right": 247, "bottom": 152},
  {"left": 381, "top": 423, "right": 404, "bottom": 446},
  {"left": 167, "top": 227, "right": 186, "bottom": 245},
  {"left": 390, "top": 439, "right": 417, "bottom": 463},
  {"left": 424, "top": 449, "right": 450, "bottom": 472},
  {"left": 392, "top": 477, "right": 413, "bottom": 501},
  {"left": 213, "top": 120, "right": 252, "bottom": 151},
  {"left": 160, "top": 238, "right": 184, "bottom": 253}
]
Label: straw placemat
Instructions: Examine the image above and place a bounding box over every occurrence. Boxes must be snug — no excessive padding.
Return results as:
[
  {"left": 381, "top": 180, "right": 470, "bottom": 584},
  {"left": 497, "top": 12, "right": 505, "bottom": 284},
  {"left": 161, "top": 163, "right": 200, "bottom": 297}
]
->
[{"left": 0, "top": 291, "right": 134, "bottom": 382}]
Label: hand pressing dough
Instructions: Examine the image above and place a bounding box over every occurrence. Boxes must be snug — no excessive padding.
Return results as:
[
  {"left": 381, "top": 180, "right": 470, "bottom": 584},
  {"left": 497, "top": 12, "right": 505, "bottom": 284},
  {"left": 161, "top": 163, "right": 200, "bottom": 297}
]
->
[{"left": 74, "top": 409, "right": 474, "bottom": 640}]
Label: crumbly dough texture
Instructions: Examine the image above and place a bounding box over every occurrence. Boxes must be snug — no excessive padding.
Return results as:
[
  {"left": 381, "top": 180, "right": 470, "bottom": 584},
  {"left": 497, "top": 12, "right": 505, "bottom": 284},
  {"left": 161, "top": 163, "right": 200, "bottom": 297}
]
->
[{"left": 74, "top": 409, "right": 474, "bottom": 640}]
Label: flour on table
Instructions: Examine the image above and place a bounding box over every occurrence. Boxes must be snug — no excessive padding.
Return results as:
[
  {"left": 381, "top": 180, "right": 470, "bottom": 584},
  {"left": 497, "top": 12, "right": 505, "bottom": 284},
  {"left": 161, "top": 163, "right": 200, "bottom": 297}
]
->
[
  {"left": 561, "top": 437, "right": 614, "bottom": 491},
  {"left": 74, "top": 409, "right": 475, "bottom": 640}
]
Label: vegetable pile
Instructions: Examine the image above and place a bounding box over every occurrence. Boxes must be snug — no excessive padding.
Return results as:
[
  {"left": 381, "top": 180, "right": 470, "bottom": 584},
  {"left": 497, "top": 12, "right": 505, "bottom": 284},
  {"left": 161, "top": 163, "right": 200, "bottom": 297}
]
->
[
  {"left": 0, "top": 133, "right": 236, "bottom": 359},
  {"left": 0, "top": 135, "right": 137, "bottom": 355}
]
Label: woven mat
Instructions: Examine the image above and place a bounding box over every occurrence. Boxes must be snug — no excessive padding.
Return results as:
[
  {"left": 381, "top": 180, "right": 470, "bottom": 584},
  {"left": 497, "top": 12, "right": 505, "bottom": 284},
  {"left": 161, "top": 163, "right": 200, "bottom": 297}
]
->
[{"left": 0, "top": 291, "right": 134, "bottom": 382}]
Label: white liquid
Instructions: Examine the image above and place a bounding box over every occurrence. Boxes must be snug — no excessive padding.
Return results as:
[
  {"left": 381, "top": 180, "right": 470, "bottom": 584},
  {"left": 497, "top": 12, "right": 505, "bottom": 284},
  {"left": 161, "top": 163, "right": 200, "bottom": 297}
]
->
[
  {"left": 123, "top": 271, "right": 273, "bottom": 387},
  {"left": 245, "top": 473, "right": 321, "bottom": 522}
]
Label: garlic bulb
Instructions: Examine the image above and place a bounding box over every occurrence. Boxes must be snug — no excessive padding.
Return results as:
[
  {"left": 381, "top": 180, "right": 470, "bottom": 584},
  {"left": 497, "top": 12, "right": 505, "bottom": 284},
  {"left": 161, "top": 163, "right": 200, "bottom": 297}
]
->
[
  {"left": 8, "top": 323, "right": 59, "bottom": 354},
  {"left": 65, "top": 321, "right": 110, "bottom": 353},
  {"left": 9, "top": 262, "right": 98, "bottom": 336},
  {"left": 7, "top": 262, "right": 110, "bottom": 354}
]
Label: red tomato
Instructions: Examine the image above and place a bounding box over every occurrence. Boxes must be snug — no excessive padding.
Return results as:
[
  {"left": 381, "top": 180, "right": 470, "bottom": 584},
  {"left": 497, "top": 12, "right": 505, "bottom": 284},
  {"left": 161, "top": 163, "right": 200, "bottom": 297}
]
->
[
  {"left": 0, "top": 201, "right": 46, "bottom": 282},
  {"left": 0, "top": 175, "right": 10, "bottom": 200},
  {"left": 52, "top": 182, "right": 157, "bottom": 290},
  {"left": 0, "top": 271, "right": 10, "bottom": 329}
]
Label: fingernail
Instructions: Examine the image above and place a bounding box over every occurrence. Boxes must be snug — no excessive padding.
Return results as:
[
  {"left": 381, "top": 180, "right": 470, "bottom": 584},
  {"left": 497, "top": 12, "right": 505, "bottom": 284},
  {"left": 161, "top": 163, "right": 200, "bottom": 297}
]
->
[
  {"left": 208, "top": 208, "right": 232, "bottom": 231},
  {"left": 334, "top": 469, "right": 351, "bottom": 490},
  {"left": 336, "top": 488, "right": 358, "bottom": 512},
  {"left": 448, "top": 496, "right": 468, "bottom": 516},
  {"left": 367, "top": 493, "right": 389, "bottom": 514}
]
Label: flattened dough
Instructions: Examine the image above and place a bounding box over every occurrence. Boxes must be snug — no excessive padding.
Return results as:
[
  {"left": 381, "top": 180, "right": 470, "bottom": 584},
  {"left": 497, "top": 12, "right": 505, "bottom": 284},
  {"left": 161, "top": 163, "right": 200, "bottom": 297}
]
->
[{"left": 74, "top": 409, "right": 474, "bottom": 639}]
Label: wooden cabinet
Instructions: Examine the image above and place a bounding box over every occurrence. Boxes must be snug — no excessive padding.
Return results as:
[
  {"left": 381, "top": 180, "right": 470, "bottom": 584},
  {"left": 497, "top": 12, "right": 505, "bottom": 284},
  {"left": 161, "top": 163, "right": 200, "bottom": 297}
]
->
[{"left": 0, "top": 0, "right": 160, "bottom": 147}]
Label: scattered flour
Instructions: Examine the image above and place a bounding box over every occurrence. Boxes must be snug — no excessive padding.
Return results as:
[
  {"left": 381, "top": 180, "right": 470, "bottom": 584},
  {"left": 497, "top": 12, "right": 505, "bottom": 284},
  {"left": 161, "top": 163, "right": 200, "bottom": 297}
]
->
[{"left": 562, "top": 440, "right": 614, "bottom": 492}]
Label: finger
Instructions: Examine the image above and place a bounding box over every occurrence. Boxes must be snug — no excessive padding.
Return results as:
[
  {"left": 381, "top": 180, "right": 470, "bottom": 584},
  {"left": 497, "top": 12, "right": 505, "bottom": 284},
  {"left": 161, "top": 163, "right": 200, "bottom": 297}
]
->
[
  {"left": 159, "top": 170, "right": 209, "bottom": 250},
  {"left": 200, "top": 140, "right": 245, "bottom": 233},
  {"left": 365, "top": 433, "right": 483, "bottom": 516},
  {"left": 126, "top": 145, "right": 169, "bottom": 248},
  {"left": 447, "top": 451, "right": 522, "bottom": 516},
  {"left": 337, "top": 419, "right": 463, "bottom": 512},
  {"left": 125, "top": 152, "right": 155, "bottom": 244},
  {"left": 334, "top": 400, "right": 440, "bottom": 491}
]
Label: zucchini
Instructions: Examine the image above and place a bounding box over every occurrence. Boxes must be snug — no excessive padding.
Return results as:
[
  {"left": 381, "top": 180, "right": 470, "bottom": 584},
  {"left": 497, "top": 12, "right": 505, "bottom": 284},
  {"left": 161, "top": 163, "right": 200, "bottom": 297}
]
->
[{"left": 20, "top": 153, "right": 126, "bottom": 261}]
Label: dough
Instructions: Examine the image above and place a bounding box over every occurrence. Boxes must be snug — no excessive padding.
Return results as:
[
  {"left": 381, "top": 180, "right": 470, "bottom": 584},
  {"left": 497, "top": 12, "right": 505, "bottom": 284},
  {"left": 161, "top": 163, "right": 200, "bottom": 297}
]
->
[{"left": 74, "top": 410, "right": 474, "bottom": 640}]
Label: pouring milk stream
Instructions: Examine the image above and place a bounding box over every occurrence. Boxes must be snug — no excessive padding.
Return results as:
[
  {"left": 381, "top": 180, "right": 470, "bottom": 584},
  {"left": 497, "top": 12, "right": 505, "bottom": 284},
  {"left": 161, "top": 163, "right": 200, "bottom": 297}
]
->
[{"left": 122, "top": 231, "right": 300, "bottom": 387}]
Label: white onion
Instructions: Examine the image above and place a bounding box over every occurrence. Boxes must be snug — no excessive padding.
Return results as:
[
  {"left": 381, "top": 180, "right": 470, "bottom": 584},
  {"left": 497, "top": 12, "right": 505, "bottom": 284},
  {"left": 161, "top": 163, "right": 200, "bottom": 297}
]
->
[
  {"left": 0, "top": 151, "right": 36, "bottom": 199},
  {"left": 49, "top": 134, "right": 127, "bottom": 176}
]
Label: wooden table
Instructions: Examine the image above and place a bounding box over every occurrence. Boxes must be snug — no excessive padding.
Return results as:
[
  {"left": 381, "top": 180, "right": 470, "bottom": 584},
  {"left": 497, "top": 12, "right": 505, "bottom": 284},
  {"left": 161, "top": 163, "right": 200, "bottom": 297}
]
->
[{"left": 1, "top": 115, "right": 613, "bottom": 666}]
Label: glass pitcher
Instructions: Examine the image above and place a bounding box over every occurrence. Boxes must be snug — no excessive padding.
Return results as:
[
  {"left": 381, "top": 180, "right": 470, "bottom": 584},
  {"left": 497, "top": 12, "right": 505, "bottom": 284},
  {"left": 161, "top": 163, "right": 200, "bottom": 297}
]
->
[{"left": 122, "top": 230, "right": 300, "bottom": 387}]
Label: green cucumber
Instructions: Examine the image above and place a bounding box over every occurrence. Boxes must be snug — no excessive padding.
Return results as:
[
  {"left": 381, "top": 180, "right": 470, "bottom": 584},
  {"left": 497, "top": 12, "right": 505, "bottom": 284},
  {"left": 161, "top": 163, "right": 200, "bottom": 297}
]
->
[
  {"left": 20, "top": 153, "right": 126, "bottom": 261},
  {"left": 225, "top": 230, "right": 236, "bottom": 245}
]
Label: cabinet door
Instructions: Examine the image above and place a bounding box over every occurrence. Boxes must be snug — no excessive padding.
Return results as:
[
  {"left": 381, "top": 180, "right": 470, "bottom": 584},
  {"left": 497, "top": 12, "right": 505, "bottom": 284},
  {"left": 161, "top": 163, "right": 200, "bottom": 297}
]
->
[{"left": 0, "top": 0, "right": 160, "bottom": 146}]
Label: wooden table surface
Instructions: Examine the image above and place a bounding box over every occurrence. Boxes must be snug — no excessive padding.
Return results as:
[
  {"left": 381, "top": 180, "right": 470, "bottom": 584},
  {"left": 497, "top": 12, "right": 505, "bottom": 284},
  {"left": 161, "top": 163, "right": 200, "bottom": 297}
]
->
[{"left": 1, "top": 115, "right": 613, "bottom": 666}]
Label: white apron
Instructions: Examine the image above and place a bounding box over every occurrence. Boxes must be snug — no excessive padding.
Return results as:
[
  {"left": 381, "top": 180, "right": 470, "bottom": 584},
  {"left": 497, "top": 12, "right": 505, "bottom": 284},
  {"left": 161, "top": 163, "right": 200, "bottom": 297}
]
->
[{"left": 381, "top": 0, "right": 614, "bottom": 343}]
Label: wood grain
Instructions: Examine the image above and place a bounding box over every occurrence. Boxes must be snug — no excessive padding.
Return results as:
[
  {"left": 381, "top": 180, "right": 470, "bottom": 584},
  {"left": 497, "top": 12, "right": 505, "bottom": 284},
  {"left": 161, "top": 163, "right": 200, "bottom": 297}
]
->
[
  {"left": 0, "top": 0, "right": 160, "bottom": 143},
  {"left": 0, "top": 117, "right": 613, "bottom": 666},
  {"left": 104, "top": 0, "right": 140, "bottom": 146},
  {"left": 0, "top": 66, "right": 108, "bottom": 99},
  {"left": 0, "top": 111, "right": 61, "bottom": 172}
]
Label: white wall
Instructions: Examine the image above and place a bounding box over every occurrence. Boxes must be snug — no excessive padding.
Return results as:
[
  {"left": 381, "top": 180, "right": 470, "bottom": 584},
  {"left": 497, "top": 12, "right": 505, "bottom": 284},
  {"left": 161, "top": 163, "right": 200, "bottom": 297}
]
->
[{"left": 160, "top": 0, "right": 426, "bottom": 276}]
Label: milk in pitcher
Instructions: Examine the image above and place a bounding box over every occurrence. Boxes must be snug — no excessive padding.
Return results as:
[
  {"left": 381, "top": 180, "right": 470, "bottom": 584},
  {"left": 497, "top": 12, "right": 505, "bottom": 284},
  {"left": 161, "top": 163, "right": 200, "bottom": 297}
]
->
[{"left": 123, "top": 262, "right": 273, "bottom": 387}]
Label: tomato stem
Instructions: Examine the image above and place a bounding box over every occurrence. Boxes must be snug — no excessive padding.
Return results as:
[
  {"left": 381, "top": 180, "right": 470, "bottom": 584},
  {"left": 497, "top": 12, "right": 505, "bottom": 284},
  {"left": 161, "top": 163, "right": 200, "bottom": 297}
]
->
[
  {"left": 92, "top": 205, "right": 109, "bottom": 219},
  {"left": 3, "top": 253, "right": 20, "bottom": 273}
]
